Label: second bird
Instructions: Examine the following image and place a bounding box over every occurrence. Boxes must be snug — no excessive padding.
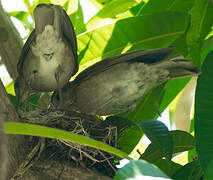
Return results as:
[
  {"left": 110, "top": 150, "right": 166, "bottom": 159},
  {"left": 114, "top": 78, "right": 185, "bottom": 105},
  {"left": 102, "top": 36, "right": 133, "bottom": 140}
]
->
[
  {"left": 15, "top": 4, "right": 78, "bottom": 105},
  {"left": 52, "top": 47, "right": 201, "bottom": 116}
]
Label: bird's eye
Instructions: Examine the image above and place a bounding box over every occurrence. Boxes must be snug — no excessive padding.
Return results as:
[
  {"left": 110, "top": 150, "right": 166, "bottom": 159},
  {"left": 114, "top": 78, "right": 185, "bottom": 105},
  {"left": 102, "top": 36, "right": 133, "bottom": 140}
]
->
[{"left": 33, "top": 70, "right": 38, "bottom": 74}]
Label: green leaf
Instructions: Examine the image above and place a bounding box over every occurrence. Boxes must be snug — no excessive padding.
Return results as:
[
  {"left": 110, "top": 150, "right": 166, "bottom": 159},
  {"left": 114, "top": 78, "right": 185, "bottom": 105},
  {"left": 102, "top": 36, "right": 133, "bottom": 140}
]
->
[
  {"left": 201, "top": 35, "right": 213, "bottom": 63},
  {"left": 6, "top": 81, "right": 15, "bottom": 95},
  {"left": 88, "top": 0, "right": 112, "bottom": 9},
  {"left": 114, "top": 160, "right": 171, "bottom": 180},
  {"left": 154, "top": 159, "right": 182, "bottom": 177},
  {"left": 195, "top": 51, "right": 213, "bottom": 171},
  {"left": 9, "top": 11, "right": 28, "bottom": 22},
  {"left": 158, "top": 78, "right": 191, "bottom": 117},
  {"left": 4, "top": 122, "right": 131, "bottom": 160},
  {"left": 129, "top": 1, "right": 146, "bottom": 16},
  {"left": 86, "top": 0, "right": 137, "bottom": 29},
  {"left": 186, "top": 0, "right": 213, "bottom": 66},
  {"left": 77, "top": 12, "right": 189, "bottom": 71},
  {"left": 66, "top": 0, "right": 78, "bottom": 14},
  {"left": 103, "top": 116, "right": 141, "bottom": 154},
  {"left": 204, "top": 158, "right": 213, "bottom": 180},
  {"left": 171, "top": 34, "right": 188, "bottom": 56},
  {"left": 142, "top": 130, "right": 195, "bottom": 163},
  {"left": 0, "top": 27, "right": 8, "bottom": 42},
  {"left": 67, "top": 0, "right": 86, "bottom": 34},
  {"left": 118, "top": 125, "right": 142, "bottom": 154},
  {"left": 172, "top": 160, "right": 203, "bottom": 180},
  {"left": 138, "top": 120, "right": 173, "bottom": 161},
  {"left": 140, "top": 0, "right": 194, "bottom": 15}
]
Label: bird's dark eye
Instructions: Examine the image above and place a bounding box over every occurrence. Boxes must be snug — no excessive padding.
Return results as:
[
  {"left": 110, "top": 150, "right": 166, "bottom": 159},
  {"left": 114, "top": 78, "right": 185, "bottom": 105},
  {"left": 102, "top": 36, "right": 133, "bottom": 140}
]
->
[{"left": 33, "top": 70, "right": 38, "bottom": 74}]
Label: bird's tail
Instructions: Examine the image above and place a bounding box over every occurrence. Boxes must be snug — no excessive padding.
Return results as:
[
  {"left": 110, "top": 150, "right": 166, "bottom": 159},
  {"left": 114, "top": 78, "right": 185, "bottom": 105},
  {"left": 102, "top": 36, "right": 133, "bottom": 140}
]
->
[{"left": 155, "top": 55, "right": 201, "bottom": 79}]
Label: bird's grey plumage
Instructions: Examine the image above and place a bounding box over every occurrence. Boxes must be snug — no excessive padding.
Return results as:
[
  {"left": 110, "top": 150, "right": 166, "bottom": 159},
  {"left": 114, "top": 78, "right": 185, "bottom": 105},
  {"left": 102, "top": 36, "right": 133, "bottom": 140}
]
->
[
  {"left": 15, "top": 4, "right": 78, "bottom": 105},
  {"left": 52, "top": 47, "right": 201, "bottom": 116}
]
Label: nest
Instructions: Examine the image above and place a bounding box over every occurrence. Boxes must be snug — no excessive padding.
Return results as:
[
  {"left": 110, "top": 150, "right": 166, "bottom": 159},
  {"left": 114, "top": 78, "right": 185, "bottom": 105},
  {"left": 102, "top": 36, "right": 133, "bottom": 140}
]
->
[{"left": 18, "top": 109, "right": 118, "bottom": 177}]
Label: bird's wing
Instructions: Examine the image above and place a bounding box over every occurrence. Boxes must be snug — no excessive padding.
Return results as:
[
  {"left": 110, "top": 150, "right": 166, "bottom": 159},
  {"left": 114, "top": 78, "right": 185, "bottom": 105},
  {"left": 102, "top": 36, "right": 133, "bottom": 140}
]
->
[
  {"left": 74, "top": 47, "right": 174, "bottom": 83},
  {"left": 61, "top": 8, "right": 79, "bottom": 75},
  {"left": 17, "top": 29, "right": 36, "bottom": 75}
]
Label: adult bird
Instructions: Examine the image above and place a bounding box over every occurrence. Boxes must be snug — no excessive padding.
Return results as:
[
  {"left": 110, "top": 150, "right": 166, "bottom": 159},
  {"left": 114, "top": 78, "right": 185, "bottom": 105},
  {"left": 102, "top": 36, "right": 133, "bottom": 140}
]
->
[
  {"left": 15, "top": 4, "right": 78, "bottom": 106},
  {"left": 51, "top": 47, "right": 201, "bottom": 116}
]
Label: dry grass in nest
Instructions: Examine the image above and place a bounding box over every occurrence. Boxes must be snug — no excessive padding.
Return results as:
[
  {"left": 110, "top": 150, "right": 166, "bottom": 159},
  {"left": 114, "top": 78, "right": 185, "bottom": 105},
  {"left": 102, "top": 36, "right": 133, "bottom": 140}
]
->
[{"left": 18, "top": 109, "right": 118, "bottom": 176}]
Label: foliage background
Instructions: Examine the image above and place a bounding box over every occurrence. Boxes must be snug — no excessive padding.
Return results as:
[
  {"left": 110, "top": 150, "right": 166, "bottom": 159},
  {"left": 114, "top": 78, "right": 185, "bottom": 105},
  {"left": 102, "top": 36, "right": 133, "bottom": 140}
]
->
[{"left": 1, "top": 0, "right": 213, "bottom": 179}]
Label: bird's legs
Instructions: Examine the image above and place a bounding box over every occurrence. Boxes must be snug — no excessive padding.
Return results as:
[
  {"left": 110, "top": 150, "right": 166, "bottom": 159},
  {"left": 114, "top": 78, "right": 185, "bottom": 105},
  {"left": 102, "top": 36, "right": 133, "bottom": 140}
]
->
[{"left": 55, "top": 65, "right": 63, "bottom": 105}]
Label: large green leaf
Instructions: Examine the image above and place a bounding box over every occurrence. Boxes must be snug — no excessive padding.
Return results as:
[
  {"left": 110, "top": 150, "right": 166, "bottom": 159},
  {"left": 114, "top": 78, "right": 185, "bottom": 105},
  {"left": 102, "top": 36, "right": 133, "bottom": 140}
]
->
[
  {"left": 195, "top": 51, "right": 213, "bottom": 171},
  {"left": 66, "top": 0, "right": 86, "bottom": 34},
  {"left": 4, "top": 122, "right": 131, "bottom": 160},
  {"left": 86, "top": 0, "right": 138, "bottom": 29},
  {"left": 172, "top": 160, "right": 203, "bottom": 180},
  {"left": 201, "top": 35, "right": 213, "bottom": 63},
  {"left": 140, "top": 0, "right": 194, "bottom": 15},
  {"left": 104, "top": 116, "right": 142, "bottom": 154},
  {"left": 158, "top": 78, "right": 191, "bottom": 118},
  {"left": 88, "top": 0, "right": 113, "bottom": 9},
  {"left": 114, "top": 160, "right": 171, "bottom": 180},
  {"left": 154, "top": 159, "right": 182, "bottom": 177},
  {"left": 142, "top": 130, "right": 195, "bottom": 163},
  {"left": 118, "top": 125, "right": 142, "bottom": 154},
  {"left": 129, "top": 1, "right": 146, "bottom": 16},
  {"left": 204, "top": 158, "right": 213, "bottom": 180},
  {"left": 9, "top": 11, "right": 29, "bottom": 24},
  {"left": 186, "top": 0, "right": 213, "bottom": 66},
  {"left": 77, "top": 11, "right": 189, "bottom": 70},
  {"left": 138, "top": 120, "right": 173, "bottom": 161}
]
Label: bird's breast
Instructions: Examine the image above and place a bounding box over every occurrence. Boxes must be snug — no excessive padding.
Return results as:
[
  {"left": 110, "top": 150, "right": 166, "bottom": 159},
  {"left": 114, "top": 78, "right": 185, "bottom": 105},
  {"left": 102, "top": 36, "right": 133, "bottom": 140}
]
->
[{"left": 28, "top": 25, "right": 74, "bottom": 91}]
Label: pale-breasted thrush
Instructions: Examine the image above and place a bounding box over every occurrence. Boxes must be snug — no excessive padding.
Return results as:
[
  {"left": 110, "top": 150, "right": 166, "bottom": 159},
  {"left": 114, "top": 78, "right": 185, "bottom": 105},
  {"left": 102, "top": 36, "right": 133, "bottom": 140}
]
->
[
  {"left": 52, "top": 47, "right": 200, "bottom": 116},
  {"left": 15, "top": 4, "right": 78, "bottom": 105}
]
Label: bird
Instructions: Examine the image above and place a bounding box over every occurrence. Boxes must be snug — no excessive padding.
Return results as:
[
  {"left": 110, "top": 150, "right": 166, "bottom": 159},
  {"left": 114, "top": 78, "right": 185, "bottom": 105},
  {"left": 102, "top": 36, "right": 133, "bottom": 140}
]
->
[
  {"left": 51, "top": 47, "right": 201, "bottom": 116},
  {"left": 15, "top": 4, "right": 78, "bottom": 106}
]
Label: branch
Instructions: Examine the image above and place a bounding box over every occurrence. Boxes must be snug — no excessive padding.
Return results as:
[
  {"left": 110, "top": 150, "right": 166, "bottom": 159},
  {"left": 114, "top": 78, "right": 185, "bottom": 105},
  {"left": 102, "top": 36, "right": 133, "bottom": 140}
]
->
[
  {"left": 0, "top": 79, "right": 29, "bottom": 178},
  {"left": 0, "top": 1, "right": 23, "bottom": 79}
]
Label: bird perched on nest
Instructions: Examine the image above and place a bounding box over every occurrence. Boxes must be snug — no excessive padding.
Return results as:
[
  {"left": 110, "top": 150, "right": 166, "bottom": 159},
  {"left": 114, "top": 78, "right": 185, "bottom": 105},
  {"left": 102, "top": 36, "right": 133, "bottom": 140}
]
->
[
  {"left": 52, "top": 47, "right": 201, "bottom": 116},
  {"left": 15, "top": 4, "right": 78, "bottom": 106}
]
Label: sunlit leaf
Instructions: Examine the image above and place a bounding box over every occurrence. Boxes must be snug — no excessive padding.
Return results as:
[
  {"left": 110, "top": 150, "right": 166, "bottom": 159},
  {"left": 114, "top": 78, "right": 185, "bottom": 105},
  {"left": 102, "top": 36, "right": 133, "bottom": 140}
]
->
[
  {"left": 77, "top": 12, "right": 189, "bottom": 73},
  {"left": 50, "top": 0, "right": 67, "bottom": 6},
  {"left": 67, "top": 0, "right": 86, "bottom": 34},
  {"left": 86, "top": 0, "right": 138, "bottom": 29},
  {"left": 65, "top": 0, "right": 78, "bottom": 14},
  {"left": 140, "top": 0, "right": 194, "bottom": 15},
  {"left": 6, "top": 81, "right": 15, "bottom": 95},
  {"left": 9, "top": 11, "right": 28, "bottom": 23},
  {"left": 114, "top": 160, "right": 171, "bottom": 180},
  {"left": 89, "top": 0, "right": 112, "bottom": 9},
  {"left": 186, "top": 0, "right": 213, "bottom": 66}
]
